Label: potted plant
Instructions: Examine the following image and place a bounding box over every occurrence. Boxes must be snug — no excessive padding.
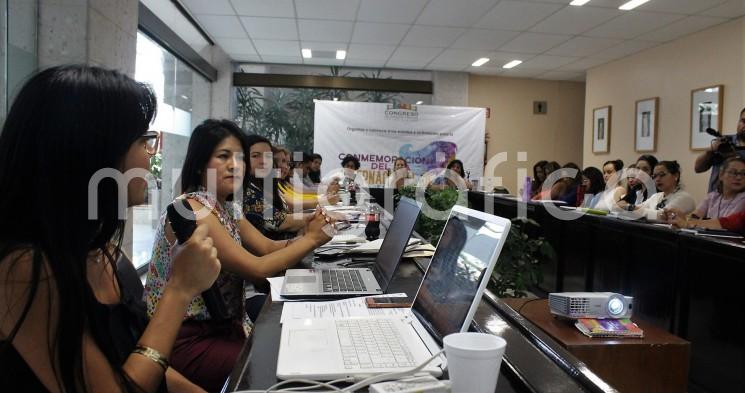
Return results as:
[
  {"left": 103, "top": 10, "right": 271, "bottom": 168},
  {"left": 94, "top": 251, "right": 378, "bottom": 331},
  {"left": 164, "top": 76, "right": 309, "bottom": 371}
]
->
[
  {"left": 397, "top": 186, "right": 554, "bottom": 298},
  {"left": 488, "top": 218, "right": 555, "bottom": 298}
]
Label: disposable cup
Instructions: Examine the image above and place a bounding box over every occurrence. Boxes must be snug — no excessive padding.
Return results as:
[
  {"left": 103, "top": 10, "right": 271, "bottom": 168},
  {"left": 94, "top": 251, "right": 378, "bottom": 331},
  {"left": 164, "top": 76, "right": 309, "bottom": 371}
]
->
[{"left": 444, "top": 332, "right": 506, "bottom": 393}]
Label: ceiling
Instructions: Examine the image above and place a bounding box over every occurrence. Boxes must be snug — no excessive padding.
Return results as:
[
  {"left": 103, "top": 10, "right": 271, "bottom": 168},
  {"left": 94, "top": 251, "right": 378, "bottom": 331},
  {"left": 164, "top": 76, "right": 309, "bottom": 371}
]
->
[{"left": 180, "top": 0, "right": 745, "bottom": 81}]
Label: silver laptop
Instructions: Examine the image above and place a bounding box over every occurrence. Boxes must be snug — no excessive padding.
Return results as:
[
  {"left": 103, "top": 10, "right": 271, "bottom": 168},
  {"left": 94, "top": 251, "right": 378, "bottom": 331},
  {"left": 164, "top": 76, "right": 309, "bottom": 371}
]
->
[
  {"left": 280, "top": 197, "right": 422, "bottom": 299},
  {"left": 277, "top": 205, "right": 511, "bottom": 380}
]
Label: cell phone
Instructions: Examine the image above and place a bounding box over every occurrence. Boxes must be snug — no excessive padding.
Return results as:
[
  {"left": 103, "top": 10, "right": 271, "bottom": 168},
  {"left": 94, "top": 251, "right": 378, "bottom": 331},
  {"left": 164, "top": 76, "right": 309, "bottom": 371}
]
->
[
  {"left": 365, "top": 297, "right": 412, "bottom": 308},
  {"left": 166, "top": 199, "right": 230, "bottom": 321}
]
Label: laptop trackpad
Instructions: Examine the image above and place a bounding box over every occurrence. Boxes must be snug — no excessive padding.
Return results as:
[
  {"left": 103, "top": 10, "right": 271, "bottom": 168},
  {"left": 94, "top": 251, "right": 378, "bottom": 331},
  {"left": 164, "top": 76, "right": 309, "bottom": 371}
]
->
[
  {"left": 290, "top": 329, "right": 328, "bottom": 351},
  {"left": 286, "top": 275, "right": 317, "bottom": 284}
]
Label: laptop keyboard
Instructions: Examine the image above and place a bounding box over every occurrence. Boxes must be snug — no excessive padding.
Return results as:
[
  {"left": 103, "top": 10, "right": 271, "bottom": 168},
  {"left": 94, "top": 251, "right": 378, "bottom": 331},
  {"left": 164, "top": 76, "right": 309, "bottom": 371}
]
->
[
  {"left": 336, "top": 319, "right": 416, "bottom": 369},
  {"left": 322, "top": 269, "right": 366, "bottom": 292}
]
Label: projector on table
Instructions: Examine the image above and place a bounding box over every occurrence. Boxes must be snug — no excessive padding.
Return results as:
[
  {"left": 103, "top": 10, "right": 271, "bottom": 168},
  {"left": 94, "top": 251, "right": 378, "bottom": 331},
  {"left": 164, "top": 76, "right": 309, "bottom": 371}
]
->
[{"left": 548, "top": 292, "right": 633, "bottom": 319}]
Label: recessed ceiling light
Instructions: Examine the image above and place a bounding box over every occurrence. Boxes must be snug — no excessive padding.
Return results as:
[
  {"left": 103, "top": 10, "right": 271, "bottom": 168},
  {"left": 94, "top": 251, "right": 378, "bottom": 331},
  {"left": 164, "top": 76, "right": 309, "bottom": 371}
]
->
[
  {"left": 416, "top": 101, "right": 423, "bottom": 105},
  {"left": 619, "top": 0, "right": 650, "bottom": 10},
  {"left": 570, "top": 0, "right": 591, "bottom": 5},
  {"left": 336, "top": 50, "right": 346, "bottom": 60},
  {"left": 472, "top": 58, "right": 490, "bottom": 67},
  {"left": 503, "top": 60, "right": 522, "bottom": 69},
  {"left": 302, "top": 48, "right": 312, "bottom": 58}
]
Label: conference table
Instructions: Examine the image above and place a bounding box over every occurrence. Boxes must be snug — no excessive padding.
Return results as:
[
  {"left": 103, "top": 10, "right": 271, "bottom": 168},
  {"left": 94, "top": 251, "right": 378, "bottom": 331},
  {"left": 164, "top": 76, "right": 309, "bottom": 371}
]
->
[
  {"left": 465, "top": 191, "right": 745, "bottom": 393},
  {"left": 223, "top": 200, "right": 618, "bottom": 392}
]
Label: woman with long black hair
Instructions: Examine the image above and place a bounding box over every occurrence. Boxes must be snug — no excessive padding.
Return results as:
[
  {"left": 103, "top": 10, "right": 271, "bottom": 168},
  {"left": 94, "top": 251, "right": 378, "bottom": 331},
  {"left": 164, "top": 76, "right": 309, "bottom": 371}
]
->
[
  {"left": 143, "top": 119, "right": 333, "bottom": 391},
  {"left": 0, "top": 65, "right": 219, "bottom": 392}
]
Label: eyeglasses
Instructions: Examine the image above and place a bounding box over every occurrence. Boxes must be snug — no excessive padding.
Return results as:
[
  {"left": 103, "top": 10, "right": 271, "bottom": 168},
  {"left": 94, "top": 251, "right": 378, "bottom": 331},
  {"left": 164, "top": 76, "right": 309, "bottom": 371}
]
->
[
  {"left": 724, "top": 169, "right": 745, "bottom": 178},
  {"left": 143, "top": 131, "right": 160, "bottom": 156},
  {"left": 652, "top": 172, "right": 668, "bottom": 179}
]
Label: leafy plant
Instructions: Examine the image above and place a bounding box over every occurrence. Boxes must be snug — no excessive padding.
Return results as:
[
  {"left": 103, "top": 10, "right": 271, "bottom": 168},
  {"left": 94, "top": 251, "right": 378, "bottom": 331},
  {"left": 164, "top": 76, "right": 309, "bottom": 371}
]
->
[
  {"left": 149, "top": 152, "right": 162, "bottom": 188},
  {"left": 397, "top": 186, "right": 465, "bottom": 245},
  {"left": 355, "top": 70, "right": 402, "bottom": 103},
  {"left": 488, "top": 218, "right": 555, "bottom": 298},
  {"left": 397, "top": 187, "right": 554, "bottom": 298}
]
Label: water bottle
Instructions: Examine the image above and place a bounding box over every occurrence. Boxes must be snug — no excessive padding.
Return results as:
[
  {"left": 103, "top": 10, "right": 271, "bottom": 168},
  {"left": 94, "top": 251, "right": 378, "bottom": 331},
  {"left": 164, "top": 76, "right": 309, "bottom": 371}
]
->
[
  {"left": 348, "top": 181, "right": 357, "bottom": 205},
  {"left": 522, "top": 176, "right": 532, "bottom": 201},
  {"left": 365, "top": 204, "right": 380, "bottom": 241}
]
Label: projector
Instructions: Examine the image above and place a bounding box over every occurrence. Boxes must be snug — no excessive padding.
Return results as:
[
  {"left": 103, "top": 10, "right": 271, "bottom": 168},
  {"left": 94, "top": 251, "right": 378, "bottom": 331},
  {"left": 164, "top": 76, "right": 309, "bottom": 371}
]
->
[{"left": 549, "top": 292, "right": 633, "bottom": 319}]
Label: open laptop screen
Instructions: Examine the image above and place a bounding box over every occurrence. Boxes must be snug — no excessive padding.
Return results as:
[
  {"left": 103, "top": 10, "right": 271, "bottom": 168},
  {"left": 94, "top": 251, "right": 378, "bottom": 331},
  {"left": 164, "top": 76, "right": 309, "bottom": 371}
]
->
[
  {"left": 411, "top": 207, "right": 509, "bottom": 343},
  {"left": 372, "top": 197, "right": 421, "bottom": 292}
]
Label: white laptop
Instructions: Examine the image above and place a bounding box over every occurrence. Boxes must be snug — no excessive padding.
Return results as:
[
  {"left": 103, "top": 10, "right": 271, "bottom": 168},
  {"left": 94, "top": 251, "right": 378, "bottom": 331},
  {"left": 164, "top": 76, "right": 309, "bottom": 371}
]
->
[
  {"left": 280, "top": 197, "right": 422, "bottom": 299},
  {"left": 276, "top": 205, "right": 511, "bottom": 380}
]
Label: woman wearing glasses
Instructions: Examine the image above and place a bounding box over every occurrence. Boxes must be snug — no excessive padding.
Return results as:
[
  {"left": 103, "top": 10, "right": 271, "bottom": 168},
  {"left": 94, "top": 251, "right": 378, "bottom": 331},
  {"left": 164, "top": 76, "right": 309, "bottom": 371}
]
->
[
  {"left": 0, "top": 65, "right": 218, "bottom": 393},
  {"left": 630, "top": 161, "right": 696, "bottom": 220},
  {"left": 666, "top": 157, "right": 745, "bottom": 221}
]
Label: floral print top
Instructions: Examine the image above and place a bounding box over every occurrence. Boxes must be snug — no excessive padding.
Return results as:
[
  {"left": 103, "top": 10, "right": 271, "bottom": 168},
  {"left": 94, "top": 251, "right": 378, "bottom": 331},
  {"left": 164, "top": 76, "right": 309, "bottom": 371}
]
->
[
  {"left": 243, "top": 180, "right": 287, "bottom": 233},
  {"left": 142, "top": 189, "right": 252, "bottom": 336}
]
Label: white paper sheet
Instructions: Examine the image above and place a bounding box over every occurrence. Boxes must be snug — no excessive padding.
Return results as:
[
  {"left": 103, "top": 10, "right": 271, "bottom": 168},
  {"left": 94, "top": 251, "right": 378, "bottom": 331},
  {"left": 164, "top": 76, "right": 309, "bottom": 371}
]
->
[{"left": 279, "top": 293, "right": 410, "bottom": 324}]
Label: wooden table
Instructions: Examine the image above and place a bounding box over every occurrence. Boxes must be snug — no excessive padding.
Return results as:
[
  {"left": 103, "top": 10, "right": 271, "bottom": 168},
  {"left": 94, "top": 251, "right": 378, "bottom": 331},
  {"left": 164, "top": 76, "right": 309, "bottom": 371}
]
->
[{"left": 502, "top": 298, "right": 690, "bottom": 393}]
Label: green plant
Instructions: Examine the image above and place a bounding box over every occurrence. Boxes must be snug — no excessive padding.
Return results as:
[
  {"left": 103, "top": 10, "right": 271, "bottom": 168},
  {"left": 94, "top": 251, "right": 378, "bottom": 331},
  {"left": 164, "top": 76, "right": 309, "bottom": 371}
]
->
[
  {"left": 488, "top": 218, "right": 555, "bottom": 298},
  {"left": 397, "top": 187, "right": 554, "bottom": 298},
  {"left": 149, "top": 152, "right": 162, "bottom": 187},
  {"left": 397, "top": 186, "right": 465, "bottom": 245}
]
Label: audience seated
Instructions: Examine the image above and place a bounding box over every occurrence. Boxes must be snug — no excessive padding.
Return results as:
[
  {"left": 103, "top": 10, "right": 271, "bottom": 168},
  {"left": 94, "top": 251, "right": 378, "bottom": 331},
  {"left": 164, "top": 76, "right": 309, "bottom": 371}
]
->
[
  {"left": 530, "top": 160, "right": 548, "bottom": 197},
  {"left": 308, "top": 153, "right": 322, "bottom": 184},
  {"left": 532, "top": 161, "right": 561, "bottom": 199},
  {"left": 0, "top": 65, "right": 215, "bottom": 393},
  {"left": 290, "top": 152, "right": 315, "bottom": 189},
  {"left": 589, "top": 159, "right": 626, "bottom": 211},
  {"left": 621, "top": 155, "right": 658, "bottom": 206},
  {"left": 549, "top": 163, "right": 583, "bottom": 206},
  {"left": 431, "top": 159, "right": 473, "bottom": 190},
  {"left": 386, "top": 157, "right": 414, "bottom": 189},
  {"left": 688, "top": 157, "right": 745, "bottom": 219},
  {"left": 143, "top": 119, "right": 333, "bottom": 391},
  {"left": 630, "top": 161, "right": 696, "bottom": 220},
  {"left": 581, "top": 166, "right": 605, "bottom": 208},
  {"left": 668, "top": 210, "right": 745, "bottom": 235},
  {"left": 694, "top": 107, "right": 745, "bottom": 192},
  {"left": 242, "top": 135, "right": 310, "bottom": 238},
  {"left": 273, "top": 145, "right": 292, "bottom": 182}
]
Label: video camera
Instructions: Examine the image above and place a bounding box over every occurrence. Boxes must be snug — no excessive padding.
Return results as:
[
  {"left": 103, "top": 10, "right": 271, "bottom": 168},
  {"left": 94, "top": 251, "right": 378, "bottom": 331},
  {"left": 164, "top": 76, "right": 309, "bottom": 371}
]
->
[{"left": 705, "top": 128, "right": 744, "bottom": 165}]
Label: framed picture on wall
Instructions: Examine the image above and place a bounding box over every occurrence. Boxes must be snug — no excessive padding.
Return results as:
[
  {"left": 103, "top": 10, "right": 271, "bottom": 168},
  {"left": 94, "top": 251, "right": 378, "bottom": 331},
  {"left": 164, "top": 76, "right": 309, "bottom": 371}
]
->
[
  {"left": 593, "top": 106, "right": 611, "bottom": 153},
  {"left": 690, "top": 85, "right": 723, "bottom": 150},
  {"left": 635, "top": 97, "right": 658, "bottom": 152}
]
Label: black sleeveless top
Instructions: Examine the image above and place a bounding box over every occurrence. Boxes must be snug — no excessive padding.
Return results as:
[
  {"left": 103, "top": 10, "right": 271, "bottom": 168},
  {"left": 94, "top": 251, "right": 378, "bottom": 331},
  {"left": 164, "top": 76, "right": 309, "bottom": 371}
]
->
[{"left": 0, "top": 267, "right": 167, "bottom": 393}]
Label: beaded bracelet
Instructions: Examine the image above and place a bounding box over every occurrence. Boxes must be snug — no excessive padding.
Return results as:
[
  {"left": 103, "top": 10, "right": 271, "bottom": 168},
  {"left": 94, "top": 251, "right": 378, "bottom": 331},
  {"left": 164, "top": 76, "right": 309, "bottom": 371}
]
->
[{"left": 132, "top": 345, "right": 169, "bottom": 372}]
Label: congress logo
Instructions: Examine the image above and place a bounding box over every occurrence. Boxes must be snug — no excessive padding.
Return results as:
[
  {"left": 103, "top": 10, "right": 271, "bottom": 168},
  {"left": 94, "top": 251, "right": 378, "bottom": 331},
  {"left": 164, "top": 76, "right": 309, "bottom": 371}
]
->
[{"left": 384, "top": 103, "right": 419, "bottom": 121}]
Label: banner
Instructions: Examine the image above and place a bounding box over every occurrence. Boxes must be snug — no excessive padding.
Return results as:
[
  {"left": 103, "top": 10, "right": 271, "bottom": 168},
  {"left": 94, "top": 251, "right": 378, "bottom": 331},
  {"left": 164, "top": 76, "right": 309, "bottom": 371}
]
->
[{"left": 313, "top": 101, "right": 486, "bottom": 186}]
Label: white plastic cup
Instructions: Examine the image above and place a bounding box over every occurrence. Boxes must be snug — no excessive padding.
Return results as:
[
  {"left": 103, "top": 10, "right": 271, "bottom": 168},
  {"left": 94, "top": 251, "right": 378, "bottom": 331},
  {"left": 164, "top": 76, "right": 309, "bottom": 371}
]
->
[
  {"left": 340, "top": 192, "right": 350, "bottom": 206},
  {"left": 444, "top": 332, "right": 506, "bottom": 393}
]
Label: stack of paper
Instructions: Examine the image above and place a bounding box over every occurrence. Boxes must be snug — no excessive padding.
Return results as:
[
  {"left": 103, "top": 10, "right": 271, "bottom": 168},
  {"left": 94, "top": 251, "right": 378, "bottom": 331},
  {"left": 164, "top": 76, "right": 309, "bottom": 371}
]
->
[
  {"left": 347, "top": 237, "right": 421, "bottom": 254},
  {"left": 279, "top": 293, "right": 411, "bottom": 323},
  {"left": 403, "top": 243, "right": 436, "bottom": 258}
]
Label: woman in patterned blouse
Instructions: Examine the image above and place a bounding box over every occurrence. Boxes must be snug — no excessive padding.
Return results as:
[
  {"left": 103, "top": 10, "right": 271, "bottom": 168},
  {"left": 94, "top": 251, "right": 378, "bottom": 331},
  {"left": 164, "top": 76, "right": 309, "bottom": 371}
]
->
[
  {"left": 243, "top": 134, "right": 313, "bottom": 237},
  {"left": 143, "top": 119, "right": 332, "bottom": 391}
]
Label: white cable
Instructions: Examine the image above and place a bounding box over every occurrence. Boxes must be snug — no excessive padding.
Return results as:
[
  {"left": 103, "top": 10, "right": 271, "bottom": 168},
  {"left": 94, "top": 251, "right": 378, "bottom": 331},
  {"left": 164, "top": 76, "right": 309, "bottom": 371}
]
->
[
  {"left": 237, "top": 351, "right": 445, "bottom": 393},
  {"left": 280, "top": 378, "right": 353, "bottom": 391},
  {"left": 263, "top": 378, "right": 344, "bottom": 392},
  {"left": 341, "top": 349, "right": 445, "bottom": 392}
]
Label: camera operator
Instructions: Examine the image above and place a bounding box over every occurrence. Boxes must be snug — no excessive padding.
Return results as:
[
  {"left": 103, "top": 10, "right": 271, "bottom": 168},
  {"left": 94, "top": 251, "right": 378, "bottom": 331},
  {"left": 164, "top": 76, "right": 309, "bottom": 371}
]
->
[{"left": 695, "top": 107, "right": 745, "bottom": 192}]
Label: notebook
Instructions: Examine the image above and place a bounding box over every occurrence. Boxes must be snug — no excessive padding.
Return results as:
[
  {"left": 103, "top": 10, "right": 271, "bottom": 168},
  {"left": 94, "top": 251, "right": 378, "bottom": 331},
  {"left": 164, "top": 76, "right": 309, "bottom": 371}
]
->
[
  {"left": 280, "top": 197, "right": 422, "bottom": 298},
  {"left": 276, "top": 205, "right": 511, "bottom": 380}
]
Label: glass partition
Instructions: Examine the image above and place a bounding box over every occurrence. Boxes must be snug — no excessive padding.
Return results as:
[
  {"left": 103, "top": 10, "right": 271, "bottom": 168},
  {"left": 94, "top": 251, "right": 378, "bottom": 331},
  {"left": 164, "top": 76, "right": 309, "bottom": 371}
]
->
[{"left": 133, "top": 31, "right": 210, "bottom": 270}]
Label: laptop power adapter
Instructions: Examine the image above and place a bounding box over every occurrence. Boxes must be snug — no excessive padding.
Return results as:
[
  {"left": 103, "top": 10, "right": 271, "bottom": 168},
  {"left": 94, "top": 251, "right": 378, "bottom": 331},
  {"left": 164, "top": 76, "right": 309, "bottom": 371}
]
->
[{"left": 369, "top": 375, "right": 450, "bottom": 393}]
